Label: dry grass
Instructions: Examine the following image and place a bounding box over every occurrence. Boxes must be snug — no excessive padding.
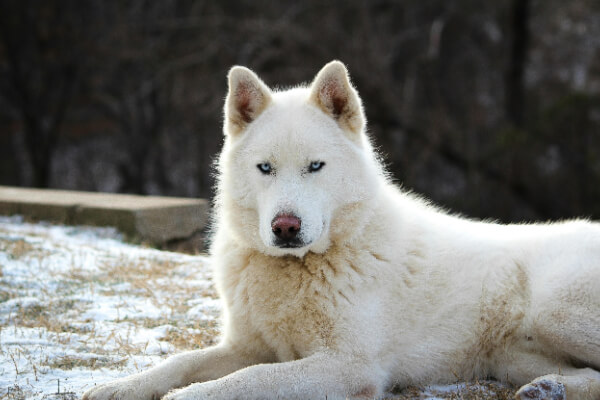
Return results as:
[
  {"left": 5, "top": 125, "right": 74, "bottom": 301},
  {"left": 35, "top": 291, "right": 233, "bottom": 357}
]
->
[
  {"left": 48, "top": 356, "right": 128, "bottom": 370},
  {"left": 391, "top": 381, "right": 516, "bottom": 399},
  {"left": 1, "top": 238, "right": 36, "bottom": 259},
  {"left": 0, "top": 224, "right": 221, "bottom": 399}
]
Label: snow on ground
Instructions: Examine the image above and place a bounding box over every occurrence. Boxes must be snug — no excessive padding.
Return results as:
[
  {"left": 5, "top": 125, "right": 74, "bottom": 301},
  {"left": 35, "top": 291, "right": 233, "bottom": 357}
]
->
[
  {"left": 0, "top": 216, "right": 219, "bottom": 399},
  {"left": 0, "top": 216, "right": 514, "bottom": 399}
]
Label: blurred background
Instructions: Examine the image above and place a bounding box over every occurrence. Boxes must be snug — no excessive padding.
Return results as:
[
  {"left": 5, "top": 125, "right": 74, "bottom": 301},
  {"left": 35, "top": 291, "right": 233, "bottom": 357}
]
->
[{"left": 1, "top": 0, "right": 599, "bottom": 223}]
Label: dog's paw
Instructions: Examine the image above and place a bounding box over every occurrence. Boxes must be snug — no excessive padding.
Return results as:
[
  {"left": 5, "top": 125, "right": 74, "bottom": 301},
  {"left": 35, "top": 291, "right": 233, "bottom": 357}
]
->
[
  {"left": 515, "top": 378, "right": 565, "bottom": 400},
  {"left": 82, "top": 382, "right": 129, "bottom": 400},
  {"left": 82, "top": 378, "right": 160, "bottom": 400}
]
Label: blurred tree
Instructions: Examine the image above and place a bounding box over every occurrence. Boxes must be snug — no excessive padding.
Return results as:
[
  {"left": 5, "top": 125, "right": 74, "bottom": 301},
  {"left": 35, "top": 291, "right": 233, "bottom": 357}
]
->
[
  {"left": 506, "top": 0, "right": 530, "bottom": 128},
  {"left": 0, "top": 0, "right": 599, "bottom": 221},
  {"left": 0, "top": 1, "right": 93, "bottom": 187}
]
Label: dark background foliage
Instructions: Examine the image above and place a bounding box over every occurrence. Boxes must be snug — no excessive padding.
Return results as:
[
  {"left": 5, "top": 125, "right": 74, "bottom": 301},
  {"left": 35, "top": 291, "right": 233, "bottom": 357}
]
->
[{"left": 1, "top": 0, "right": 599, "bottom": 222}]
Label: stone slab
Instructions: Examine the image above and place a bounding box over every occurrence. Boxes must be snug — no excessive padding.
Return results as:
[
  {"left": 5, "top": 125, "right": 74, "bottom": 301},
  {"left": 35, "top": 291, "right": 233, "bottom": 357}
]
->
[{"left": 0, "top": 186, "right": 209, "bottom": 244}]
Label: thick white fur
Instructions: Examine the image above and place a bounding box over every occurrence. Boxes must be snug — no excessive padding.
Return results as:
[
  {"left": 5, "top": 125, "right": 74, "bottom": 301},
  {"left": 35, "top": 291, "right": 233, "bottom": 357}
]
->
[{"left": 83, "top": 61, "right": 600, "bottom": 400}]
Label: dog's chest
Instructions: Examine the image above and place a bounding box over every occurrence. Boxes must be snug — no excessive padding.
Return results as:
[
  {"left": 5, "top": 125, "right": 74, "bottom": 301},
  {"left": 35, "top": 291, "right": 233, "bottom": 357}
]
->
[{"left": 239, "top": 255, "right": 346, "bottom": 360}]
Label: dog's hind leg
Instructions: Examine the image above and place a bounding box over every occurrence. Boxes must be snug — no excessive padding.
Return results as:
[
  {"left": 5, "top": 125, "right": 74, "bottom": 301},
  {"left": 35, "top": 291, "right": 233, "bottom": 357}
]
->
[
  {"left": 529, "top": 277, "right": 600, "bottom": 371},
  {"left": 520, "top": 314, "right": 600, "bottom": 400},
  {"left": 493, "top": 349, "right": 600, "bottom": 400},
  {"left": 515, "top": 368, "right": 600, "bottom": 400},
  {"left": 512, "top": 263, "right": 600, "bottom": 400}
]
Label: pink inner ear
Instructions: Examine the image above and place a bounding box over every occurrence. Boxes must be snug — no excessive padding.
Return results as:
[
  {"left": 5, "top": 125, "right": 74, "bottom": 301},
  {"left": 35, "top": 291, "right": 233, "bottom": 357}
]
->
[
  {"left": 320, "top": 79, "right": 347, "bottom": 119},
  {"left": 235, "top": 82, "right": 256, "bottom": 123}
]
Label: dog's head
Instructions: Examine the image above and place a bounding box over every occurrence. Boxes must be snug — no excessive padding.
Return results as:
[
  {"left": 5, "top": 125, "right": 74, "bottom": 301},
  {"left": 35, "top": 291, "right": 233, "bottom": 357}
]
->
[{"left": 218, "top": 61, "right": 382, "bottom": 257}]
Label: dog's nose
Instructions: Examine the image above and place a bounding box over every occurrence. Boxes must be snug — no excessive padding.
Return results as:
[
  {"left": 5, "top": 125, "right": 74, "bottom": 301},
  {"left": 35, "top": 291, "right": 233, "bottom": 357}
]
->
[{"left": 271, "top": 214, "right": 301, "bottom": 240}]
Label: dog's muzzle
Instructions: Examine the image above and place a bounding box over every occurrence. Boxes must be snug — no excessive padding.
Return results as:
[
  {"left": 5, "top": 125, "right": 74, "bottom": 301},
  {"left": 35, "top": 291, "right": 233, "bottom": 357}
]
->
[{"left": 271, "top": 214, "right": 304, "bottom": 248}]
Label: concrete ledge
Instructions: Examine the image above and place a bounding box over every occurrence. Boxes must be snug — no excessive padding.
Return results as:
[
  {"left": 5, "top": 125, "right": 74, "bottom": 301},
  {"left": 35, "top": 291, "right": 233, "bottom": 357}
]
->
[{"left": 0, "top": 186, "right": 209, "bottom": 245}]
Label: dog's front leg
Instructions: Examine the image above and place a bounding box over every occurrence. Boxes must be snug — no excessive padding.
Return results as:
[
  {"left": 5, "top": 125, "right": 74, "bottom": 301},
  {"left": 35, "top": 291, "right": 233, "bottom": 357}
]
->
[
  {"left": 82, "top": 343, "right": 260, "bottom": 400},
  {"left": 164, "top": 352, "right": 384, "bottom": 400}
]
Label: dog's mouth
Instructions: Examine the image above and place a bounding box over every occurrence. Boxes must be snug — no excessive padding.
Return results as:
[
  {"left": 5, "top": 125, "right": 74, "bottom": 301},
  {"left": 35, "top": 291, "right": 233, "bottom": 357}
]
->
[
  {"left": 263, "top": 215, "right": 328, "bottom": 255},
  {"left": 273, "top": 238, "right": 306, "bottom": 249}
]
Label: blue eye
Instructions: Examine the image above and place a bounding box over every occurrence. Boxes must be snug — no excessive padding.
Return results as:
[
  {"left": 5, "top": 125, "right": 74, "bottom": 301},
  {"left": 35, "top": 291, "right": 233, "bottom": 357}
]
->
[
  {"left": 257, "top": 162, "right": 272, "bottom": 174},
  {"left": 308, "top": 161, "right": 325, "bottom": 172}
]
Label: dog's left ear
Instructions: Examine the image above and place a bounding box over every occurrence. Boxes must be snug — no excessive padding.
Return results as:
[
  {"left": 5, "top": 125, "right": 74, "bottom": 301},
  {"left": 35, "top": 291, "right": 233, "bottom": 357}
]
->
[
  {"left": 225, "top": 66, "right": 272, "bottom": 136},
  {"left": 309, "top": 61, "right": 365, "bottom": 135}
]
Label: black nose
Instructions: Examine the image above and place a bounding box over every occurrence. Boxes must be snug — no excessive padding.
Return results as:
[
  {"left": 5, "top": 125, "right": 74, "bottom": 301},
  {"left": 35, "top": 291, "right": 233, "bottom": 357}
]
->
[{"left": 271, "top": 214, "right": 301, "bottom": 241}]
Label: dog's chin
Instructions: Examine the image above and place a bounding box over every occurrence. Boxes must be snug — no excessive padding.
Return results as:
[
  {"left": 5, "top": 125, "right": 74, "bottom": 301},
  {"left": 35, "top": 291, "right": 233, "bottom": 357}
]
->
[{"left": 266, "top": 245, "right": 310, "bottom": 258}]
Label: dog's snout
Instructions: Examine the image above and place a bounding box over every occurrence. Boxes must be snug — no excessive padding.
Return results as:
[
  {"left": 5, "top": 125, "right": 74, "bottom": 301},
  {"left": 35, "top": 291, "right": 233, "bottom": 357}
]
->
[{"left": 271, "top": 214, "right": 301, "bottom": 241}]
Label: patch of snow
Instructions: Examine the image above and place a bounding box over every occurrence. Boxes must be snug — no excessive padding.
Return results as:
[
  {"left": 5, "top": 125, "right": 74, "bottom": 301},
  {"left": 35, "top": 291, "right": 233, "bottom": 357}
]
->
[
  {"left": 186, "top": 298, "right": 221, "bottom": 321},
  {"left": 0, "top": 216, "right": 218, "bottom": 399}
]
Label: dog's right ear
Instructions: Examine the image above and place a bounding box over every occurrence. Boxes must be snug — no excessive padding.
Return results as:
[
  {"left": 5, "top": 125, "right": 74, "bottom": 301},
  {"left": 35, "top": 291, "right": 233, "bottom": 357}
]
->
[{"left": 224, "top": 66, "right": 272, "bottom": 137}]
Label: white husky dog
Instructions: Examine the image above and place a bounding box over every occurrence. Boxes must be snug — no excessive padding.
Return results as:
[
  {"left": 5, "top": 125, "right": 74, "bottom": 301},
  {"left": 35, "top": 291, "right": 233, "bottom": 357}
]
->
[{"left": 83, "top": 61, "right": 600, "bottom": 400}]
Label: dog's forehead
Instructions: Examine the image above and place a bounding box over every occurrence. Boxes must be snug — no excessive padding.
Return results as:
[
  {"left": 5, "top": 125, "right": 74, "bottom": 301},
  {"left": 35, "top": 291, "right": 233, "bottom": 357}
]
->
[{"left": 242, "top": 93, "right": 342, "bottom": 158}]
